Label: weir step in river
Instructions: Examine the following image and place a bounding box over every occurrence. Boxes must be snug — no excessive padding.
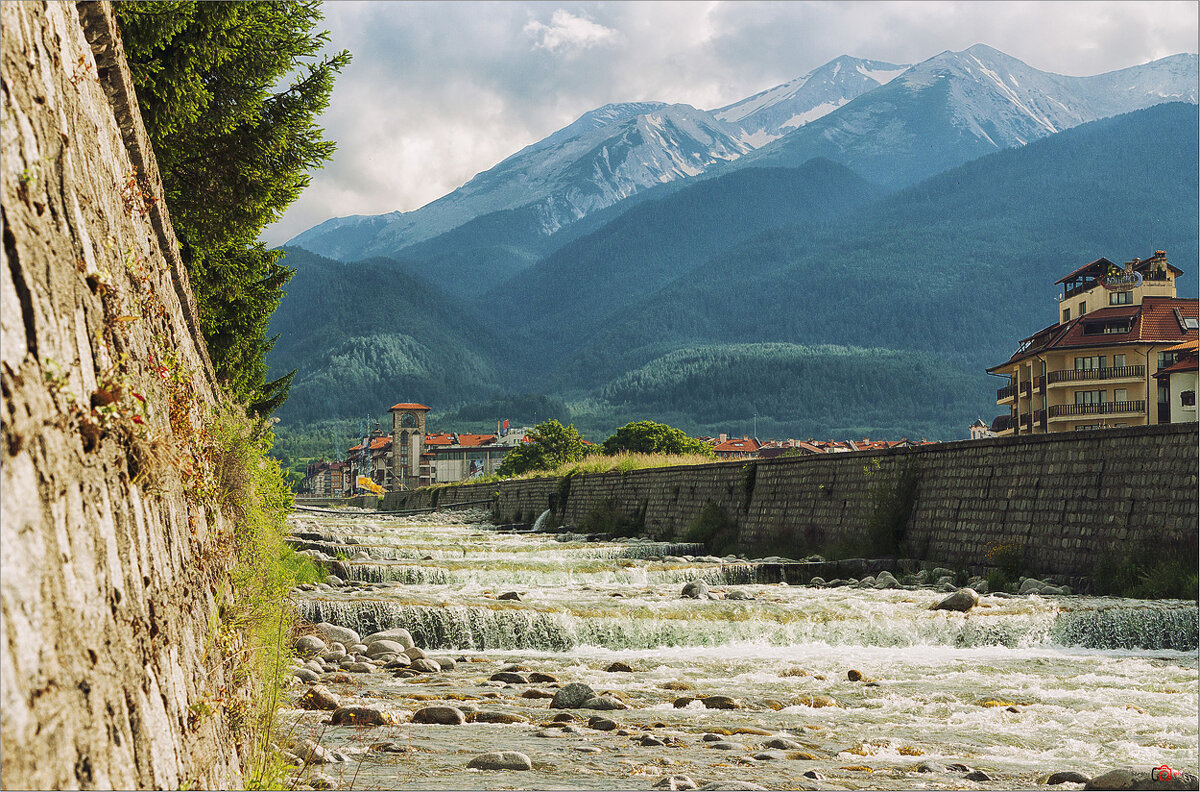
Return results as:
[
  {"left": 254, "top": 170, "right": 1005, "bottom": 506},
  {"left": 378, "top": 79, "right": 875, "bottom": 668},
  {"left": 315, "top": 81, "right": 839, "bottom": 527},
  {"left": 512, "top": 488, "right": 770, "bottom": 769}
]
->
[{"left": 277, "top": 508, "right": 1198, "bottom": 791}]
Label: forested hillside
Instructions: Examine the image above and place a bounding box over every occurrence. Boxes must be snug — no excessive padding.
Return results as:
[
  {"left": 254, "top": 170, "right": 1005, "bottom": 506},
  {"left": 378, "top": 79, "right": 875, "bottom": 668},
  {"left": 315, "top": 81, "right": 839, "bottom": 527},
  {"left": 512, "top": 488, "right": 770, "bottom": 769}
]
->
[{"left": 267, "top": 248, "right": 505, "bottom": 423}]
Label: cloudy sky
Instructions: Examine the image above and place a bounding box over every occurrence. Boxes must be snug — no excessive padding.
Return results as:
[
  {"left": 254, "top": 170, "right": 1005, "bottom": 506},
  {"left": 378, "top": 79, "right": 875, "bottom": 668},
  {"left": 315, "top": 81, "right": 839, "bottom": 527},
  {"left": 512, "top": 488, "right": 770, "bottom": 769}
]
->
[{"left": 263, "top": 0, "right": 1198, "bottom": 245}]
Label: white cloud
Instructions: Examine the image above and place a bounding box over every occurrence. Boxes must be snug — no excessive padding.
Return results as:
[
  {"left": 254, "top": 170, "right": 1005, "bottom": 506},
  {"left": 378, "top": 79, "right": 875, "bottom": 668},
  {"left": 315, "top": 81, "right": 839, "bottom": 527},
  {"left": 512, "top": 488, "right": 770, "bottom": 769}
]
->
[{"left": 524, "top": 9, "right": 619, "bottom": 54}]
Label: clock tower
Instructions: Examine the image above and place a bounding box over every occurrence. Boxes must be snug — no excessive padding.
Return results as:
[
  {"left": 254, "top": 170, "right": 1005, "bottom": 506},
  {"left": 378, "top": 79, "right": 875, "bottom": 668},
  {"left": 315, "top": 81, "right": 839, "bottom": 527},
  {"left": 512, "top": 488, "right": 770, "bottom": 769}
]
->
[{"left": 388, "top": 402, "right": 430, "bottom": 490}]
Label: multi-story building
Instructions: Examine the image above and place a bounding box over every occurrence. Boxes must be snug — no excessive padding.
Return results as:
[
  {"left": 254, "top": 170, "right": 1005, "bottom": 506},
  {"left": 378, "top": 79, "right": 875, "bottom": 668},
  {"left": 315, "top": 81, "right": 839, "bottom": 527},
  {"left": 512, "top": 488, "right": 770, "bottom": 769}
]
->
[
  {"left": 303, "top": 459, "right": 349, "bottom": 496},
  {"left": 424, "top": 428, "right": 529, "bottom": 483},
  {"left": 988, "top": 251, "right": 1197, "bottom": 435}
]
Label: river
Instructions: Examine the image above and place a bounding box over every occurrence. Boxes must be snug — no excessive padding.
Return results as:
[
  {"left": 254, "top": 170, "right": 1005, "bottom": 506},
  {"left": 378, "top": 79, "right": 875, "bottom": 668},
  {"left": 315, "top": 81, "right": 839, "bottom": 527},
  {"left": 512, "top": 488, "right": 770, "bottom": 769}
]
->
[{"left": 280, "top": 508, "right": 1198, "bottom": 790}]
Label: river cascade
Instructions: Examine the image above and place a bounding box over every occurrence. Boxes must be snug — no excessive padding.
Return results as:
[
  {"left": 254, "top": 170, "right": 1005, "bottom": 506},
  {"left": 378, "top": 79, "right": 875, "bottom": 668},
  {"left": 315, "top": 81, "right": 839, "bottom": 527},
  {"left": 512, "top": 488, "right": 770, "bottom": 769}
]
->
[{"left": 277, "top": 508, "right": 1198, "bottom": 791}]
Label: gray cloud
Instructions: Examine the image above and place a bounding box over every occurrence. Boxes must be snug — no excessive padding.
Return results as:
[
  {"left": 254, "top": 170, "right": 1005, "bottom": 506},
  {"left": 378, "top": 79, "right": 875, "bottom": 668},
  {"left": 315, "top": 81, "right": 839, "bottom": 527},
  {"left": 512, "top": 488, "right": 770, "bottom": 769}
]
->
[{"left": 263, "top": 0, "right": 1198, "bottom": 246}]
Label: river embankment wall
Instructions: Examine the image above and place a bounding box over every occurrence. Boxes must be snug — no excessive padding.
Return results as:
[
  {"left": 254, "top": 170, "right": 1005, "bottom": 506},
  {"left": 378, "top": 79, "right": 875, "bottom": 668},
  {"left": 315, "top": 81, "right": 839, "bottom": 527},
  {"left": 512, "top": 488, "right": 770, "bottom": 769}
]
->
[
  {"left": 386, "top": 424, "right": 1198, "bottom": 584},
  {"left": 2, "top": 3, "right": 244, "bottom": 787}
]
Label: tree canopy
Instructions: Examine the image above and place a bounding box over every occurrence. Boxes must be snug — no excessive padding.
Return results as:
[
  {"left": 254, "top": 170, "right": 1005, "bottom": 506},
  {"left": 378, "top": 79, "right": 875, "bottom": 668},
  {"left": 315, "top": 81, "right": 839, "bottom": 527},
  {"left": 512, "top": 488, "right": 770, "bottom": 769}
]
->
[
  {"left": 115, "top": 1, "right": 349, "bottom": 415},
  {"left": 496, "top": 420, "right": 589, "bottom": 476},
  {"left": 602, "top": 420, "right": 715, "bottom": 457}
]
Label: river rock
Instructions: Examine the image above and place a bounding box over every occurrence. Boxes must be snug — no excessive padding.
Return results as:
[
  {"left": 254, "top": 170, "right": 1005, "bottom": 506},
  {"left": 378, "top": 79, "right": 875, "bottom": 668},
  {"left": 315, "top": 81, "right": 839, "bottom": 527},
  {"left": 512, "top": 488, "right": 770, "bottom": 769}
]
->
[
  {"left": 430, "top": 656, "right": 457, "bottom": 670},
  {"left": 383, "top": 657, "right": 410, "bottom": 669},
  {"left": 917, "top": 761, "right": 947, "bottom": 773},
  {"left": 409, "top": 658, "right": 441, "bottom": 673},
  {"left": 588, "top": 716, "right": 619, "bottom": 731},
  {"left": 1043, "top": 771, "right": 1091, "bottom": 784},
  {"left": 294, "top": 635, "right": 327, "bottom": 655},
  {"left": 321, "top": 649, "right": 346, "bottom": 663},
  {"left": 697, "top": 781, "right": 767, "bottom": 790},
  {"left": 682, "top": 580, "right": 710, "bottom": 599},
  {"left": 293, "top": 668, "right": 319, "bottom": 683},
  {"left": 752, "top": 751, "right": 784, "bottom": 761},
  {"left": 342, "top": 662, "right": 376, "bottom": 674},
  {"left": 874, "top": 570, "right": 901, "bottom": 589},
  {"left": 1019, "top": 578, "right": 1045, "bottom": 595},
  {"left": 365, "top": 640, "right": 407, "bottom": 658},
  {"left": 802, "top": 770, "right": 824, "bottom": 780},
  {"left": 726, "top": 590, "right": 754, "bottom": 600},
  {"left": 1085, "top": 768, "right": 1199, "bottom": 790},
  {"left": 847, "top": 669, "right": 865, "bottom": 681},
  {"left": 551, "top": 682, "right": 595, "bottom": 708},
  {"left": 857, "top": 575, "right": 876, "bottom": 588},
  {"left": 673, "top": 697, "right": 697, "bottom": 708},
  {"left": 581, "top": 695, "right": 628, "bottom": 710},
  {"left": 931, "top": 588, "right": 979, "bottom": 612},
  {"left": 640, "top": 735, "right": 666, "bottom": 746},
  {"left": 467, "top": 751, "right": 532, "bottom": 771},
  {"left": 308, "top": 771, "right": 336, "bottom": 789},
  {"left": 663, "top": 681, "right": 692, "bottom": 691},
  {"left": 412, "top": 705, "right": 466, "bottom": 725},
  {"left": 605, "top": 661, "right": 634, "bottom": 672},
  {"left": 404, "top": 647, "right": 427, "bottom": 660},
  {"left": 362, "top": 628, "right": 415, "bottom": 649},
  {"left": 298, "top": 685, "right": 340, "bottom": 711},
  {"left": 521, "top": 688, "right": 555, "bottom": 699},
  {"left": 490, "top": 671, "right": 528, "bottom": 684},
  {"left": 498, "top": 591, "right": 522, "bottom": 601},
  {"left": 330, "top": 705, "right": 392, "bottom": 726},
  {"left": 303, "top": 659, "right": 324, "bottom": 674},
  {"left": 708, "top": 741, "right": 747, "bottom": 750},
  {"left": 700, "top": 695, "right": 742, "bottom": 709},
  {"left": 965, "top": 770, "right": 991, "bottom": 781},
  {"left": 654, "top": 775, "right": 698, "bottom": 790},
  {"left": 795, "top": 694, "right": 838, "bottom": 708},
  {"left": 808, "top": 577, "right": 826, "bottom": 587},
  {"left": 762, "top": 737, "right": 803, "bottom": 750},
  {"left": 314, "top": 623, "right": 360, "bottom": 646},
  {"left": 347, "top": 643, "right": 369, "bottom": 654},
  {"left": 1039, "top": 585, "right": 1069, "bottom": 595},
  {"left": 292, "top": 738, "right": 341, "bottom": 765},
  {"left": 470, "top": 711, "right": 529, "bottom": 724},
  {"left": 550, "top": 713, "right": 576, "bottom": 722}
]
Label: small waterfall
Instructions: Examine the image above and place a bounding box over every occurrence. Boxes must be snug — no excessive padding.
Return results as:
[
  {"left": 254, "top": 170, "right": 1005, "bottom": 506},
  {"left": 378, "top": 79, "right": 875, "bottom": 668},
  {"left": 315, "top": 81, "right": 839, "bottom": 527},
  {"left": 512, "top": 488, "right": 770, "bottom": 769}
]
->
[
  {"left": 1051, "top": 604, "right": 1198, "bottom": 651},
  {"left": 341, "top": 564, "right": 452, "bottom": 585},
  {"left": 618, "top": 542, "right": 708, "bottom": 559},
  {"left": 532, "top": 509, "right": 551, "bottom": 531}
]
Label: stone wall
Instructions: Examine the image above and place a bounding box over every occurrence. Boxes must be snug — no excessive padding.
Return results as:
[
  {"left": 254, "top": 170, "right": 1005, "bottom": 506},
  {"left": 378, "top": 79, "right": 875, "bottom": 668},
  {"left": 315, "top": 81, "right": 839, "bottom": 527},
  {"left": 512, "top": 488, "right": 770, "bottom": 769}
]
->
[
  {"left": 2, "top": 3, "right": 242, "bottom": 787},
  {"left": 393, "top": 424, "right": 1198, "bottom": 584}
]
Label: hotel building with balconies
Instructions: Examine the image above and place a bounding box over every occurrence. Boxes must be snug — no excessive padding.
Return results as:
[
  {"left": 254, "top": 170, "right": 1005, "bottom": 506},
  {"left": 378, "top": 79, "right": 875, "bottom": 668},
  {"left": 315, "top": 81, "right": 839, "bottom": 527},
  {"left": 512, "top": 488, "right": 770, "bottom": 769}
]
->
[{"left": 987, "top": 251, "right": 1197, "bottom": 435}]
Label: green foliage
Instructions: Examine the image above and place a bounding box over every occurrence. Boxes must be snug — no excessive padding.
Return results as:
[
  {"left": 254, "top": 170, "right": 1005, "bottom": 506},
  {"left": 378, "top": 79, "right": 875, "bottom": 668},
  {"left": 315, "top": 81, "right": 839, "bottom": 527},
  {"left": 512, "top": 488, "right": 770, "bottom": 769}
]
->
[
  {"left": 201, "top": 406, "right": 324, "bottom": 787},
  {"left": 496, "top": 419, "right": 589, "bottom": 476},
  {"left": 602, "top": 420, "right": 715, "bottom": 457},
  {"left": 1094, "top": 544, "right": 1199, "bottom": 600},
  {"left": 442, "top": 393, "right": 571, "bottom": 428},
  {"left": 115, "top": 2, "right": 349, "bottom": 415},
  {"left": 684, "top": 502, "right": 739, "bottom": 555},
  {"left": 578, "top": 499, "right": 644, "bottom": 537},
  {"left": 863, "top": 458, "right": 921, "bottom": 557}
]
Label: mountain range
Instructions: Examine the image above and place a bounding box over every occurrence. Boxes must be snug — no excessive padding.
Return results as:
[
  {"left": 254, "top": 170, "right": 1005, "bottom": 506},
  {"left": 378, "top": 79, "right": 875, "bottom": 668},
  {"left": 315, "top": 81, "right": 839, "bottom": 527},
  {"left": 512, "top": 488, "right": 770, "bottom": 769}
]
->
[{"left": 269, "top": 43, "right": 1199, "bottom": 447}]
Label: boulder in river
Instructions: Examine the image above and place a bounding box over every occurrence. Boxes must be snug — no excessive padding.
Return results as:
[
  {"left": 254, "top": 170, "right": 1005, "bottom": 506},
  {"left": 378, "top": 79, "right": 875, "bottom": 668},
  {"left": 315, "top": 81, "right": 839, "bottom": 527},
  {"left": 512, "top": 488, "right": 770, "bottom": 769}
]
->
[
  {"left": 294, "top": 635, "right": 327, "bottom": 655},
  {"left": 412, "top": 705, "right": 466, "bottom": 725},
  {"left": 795, "top": 694, "right": 838, "bottom": 708},
  {"left": 314, "top": 622, "right": 360, "bottom": 646},
  {"left": 298, "top": 685, "right": 340, "bottom": 711},
  {"left": 1043, "top": 771, "right": 1090, "bottom": 784},
  {"left": 707, "top": 741, "right": 748, "bottom": 751},
  {"left": 293, "top": 668, "right": 319, "bottom": 684},
  {"left": 497, "top": 591, "right": 522, "bottom": 601},
  {"left": 409, "top": 658, "right": 441, "bottom": 673},
  {"left": 605, "top": 661, "right": 634, "bottom": 672},
  {"left": 528, "top": 672, "right": 558, "bottom": 683},
  {"left": 330, "top": 705, "right": 392, "bottom": 726},
  {"left": 588, "top": 716, "right": 619, "bottom": 731},
  {"left": 762, "top": 737, "right": 803, "bottom": 750},
  {"left": 581, "top": 695, "right": 628, "bottom": 710},
  {"left": 874, "top": 570, "right": 901, "bottom": 589},
  {"left": 430, "top": 656, "right": 457, "bottom": 670},
  {"left": 404, "top": 646, "right": 427, "bottom": 660},
  {"left": 700, "top": 695, "right": 742, "bottom": 710},
  {"left": 490, "top": 671, "right": 528, "bottom": 684},
  {"left": 931, "top": 588, "right": 979, "bottom": 612},
  {"left": 551, "top": 682, "right": 596, "bottom": 708},
  {"left": 681, "top": 580, "right": 710, "bottom": 599},
  {"left": 1085, "top": 768, "right": 1199, "bottom": 790},
  {"left": 362, "top": 628, "right": 414, "bottom": 649},
  {"left": 365, "top": 640, "right": 406, "bottom": 658},
  {"left": 653, "top": 775, "right": 698, "bottom": 790},
  {"left": 469, "top": 711, "right": 529, "bottom": 724},
  {"left": 291, "top": 738, "right": 341, "bottom": 765},
  {"left": 467, "top": 751, "right": 532, "bottom": 771}
]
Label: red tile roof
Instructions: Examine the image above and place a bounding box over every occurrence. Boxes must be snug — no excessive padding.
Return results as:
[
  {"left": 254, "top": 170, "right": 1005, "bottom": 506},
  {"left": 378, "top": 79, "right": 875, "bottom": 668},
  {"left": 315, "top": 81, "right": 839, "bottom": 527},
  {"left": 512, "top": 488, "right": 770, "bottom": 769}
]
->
[
  {"left": 348, "top": 436, "right": 393, "bottom": 453},
  {"left": 1154, "top": 353, "right": 1199, "bottom": 378},
  {"left": 713, "top": 437, "right": 761, "bottom": 453},
  {"left": 389, "top": 402, "right": 431, "bottom": 411}
]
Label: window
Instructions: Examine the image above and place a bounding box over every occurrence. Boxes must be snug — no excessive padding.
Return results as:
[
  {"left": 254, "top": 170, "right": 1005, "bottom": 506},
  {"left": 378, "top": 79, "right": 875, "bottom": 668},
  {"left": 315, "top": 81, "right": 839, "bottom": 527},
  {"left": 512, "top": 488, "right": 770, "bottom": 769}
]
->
[
  {"left": 1109, "top": 291, "right": 1132, "bottom": 305},
  {"left": 1159, "top": 384, "right": 1170, "bottom": 404},
  {"left": 1158, "top": 352, "right": 1182, "bottom": 370},
  {"left": 1074, "top": 424, "right": 1101, "bottom": 431},
  {"left": 1075, "top": 355, "right": 1105, "bottom": 370},
  {"left": 1063, "top": 308, "right": 1071, "bottom": 323},
  {"left": 1113, "top": 354, "right": 1126, "bottom": 368},
  {"left": 1113, "top": 389, "right": 1128, "bottom": 403},
  {"left": 1183, "top": 391, "right": 1196, "bottom": 407},
  {"left": 1078, "top": 301, "right": 1086, "bottom": 317},
  {"left": 1075, "top": 390, "right": 1105, "bottom": 405}
]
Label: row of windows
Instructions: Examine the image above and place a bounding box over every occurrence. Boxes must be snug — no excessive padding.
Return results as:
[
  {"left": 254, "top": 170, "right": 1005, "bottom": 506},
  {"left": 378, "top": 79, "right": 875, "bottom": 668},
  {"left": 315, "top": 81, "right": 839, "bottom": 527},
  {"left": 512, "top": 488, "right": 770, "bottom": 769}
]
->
[{"left": 1074, "top": 388, "right": 1131, "bottom": 405}]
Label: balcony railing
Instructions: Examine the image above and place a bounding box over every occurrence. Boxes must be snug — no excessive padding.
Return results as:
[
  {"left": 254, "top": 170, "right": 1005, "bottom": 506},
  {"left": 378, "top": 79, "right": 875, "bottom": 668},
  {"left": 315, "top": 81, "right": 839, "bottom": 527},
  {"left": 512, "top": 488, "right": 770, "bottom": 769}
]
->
[
  {"left": 1048, "top": 400, "right": 1147, "bottom": 419},
  {"left": 997, "top": 384, "right": 1016, "bottom": 401},
  {"left": 1034, "top": 409, "right": 1047, "bottom": 429},
  {"left": 1046, "top": 365, "right": 1145, "bottom": 385},
  {"left": 1034, "top": 375, "right": 1046, "bottom": 391},
  {"left": 1019, "top": 381, "right": 1031, "bottom": 397}
]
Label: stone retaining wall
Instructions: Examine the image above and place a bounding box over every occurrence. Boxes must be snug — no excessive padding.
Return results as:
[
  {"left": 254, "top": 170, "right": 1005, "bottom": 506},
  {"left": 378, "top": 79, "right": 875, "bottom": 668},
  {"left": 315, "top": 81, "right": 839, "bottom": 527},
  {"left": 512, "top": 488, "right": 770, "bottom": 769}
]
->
[
  {"left": 390, "top": 424, "right": 1198, "bottom": 584},
  {"left": 2, "top": 3, "right": 243, "bottom": 787}
]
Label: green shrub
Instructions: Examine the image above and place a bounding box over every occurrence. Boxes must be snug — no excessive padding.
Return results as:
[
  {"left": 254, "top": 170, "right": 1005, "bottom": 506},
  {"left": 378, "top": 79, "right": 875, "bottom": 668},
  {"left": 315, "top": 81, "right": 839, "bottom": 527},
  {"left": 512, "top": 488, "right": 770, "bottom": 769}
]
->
[{"left": 684, "top": 502, "right": 739, "bottom": 555}]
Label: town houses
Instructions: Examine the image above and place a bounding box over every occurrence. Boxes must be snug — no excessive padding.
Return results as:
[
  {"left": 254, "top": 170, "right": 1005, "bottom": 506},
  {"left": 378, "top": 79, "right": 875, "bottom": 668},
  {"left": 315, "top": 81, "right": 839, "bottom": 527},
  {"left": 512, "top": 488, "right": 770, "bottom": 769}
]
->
[{"left": 988, "top": 251, "right": 1198, "bottom": 435}]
